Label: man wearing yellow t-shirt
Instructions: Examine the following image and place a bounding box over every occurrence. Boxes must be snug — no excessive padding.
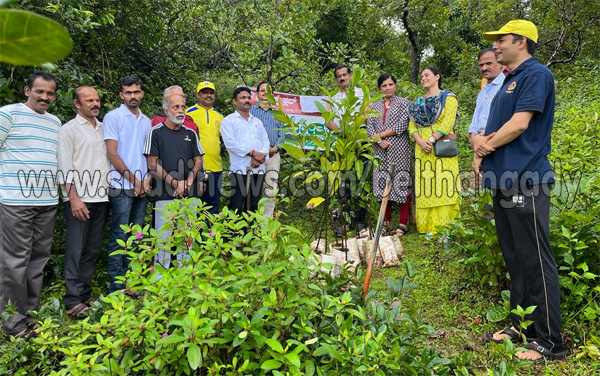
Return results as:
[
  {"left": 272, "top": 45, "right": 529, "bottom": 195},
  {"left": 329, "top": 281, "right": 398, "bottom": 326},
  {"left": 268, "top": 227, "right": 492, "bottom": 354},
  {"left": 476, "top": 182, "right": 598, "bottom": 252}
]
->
[{"left": 186, "top": 81, "right": 223, "bottom": 214}]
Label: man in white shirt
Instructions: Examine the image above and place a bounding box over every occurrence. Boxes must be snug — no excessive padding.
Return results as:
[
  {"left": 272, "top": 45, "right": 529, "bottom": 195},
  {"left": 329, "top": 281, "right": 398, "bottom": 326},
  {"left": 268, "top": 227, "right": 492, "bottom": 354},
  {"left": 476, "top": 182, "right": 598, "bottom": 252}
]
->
[
  {"left": 469, "top": 48, "right": 506, "bottom": 148},
  {"left": 327, "top": 64, "right": 367, "bottom": 232},
  {"left": 57, "top": 86, "right": 110, "bottom": 318},
  {"left": 103, "top": 76, "right": 151, "bottom": 293},
  {"left": 221, "top": 87, "right": 270, "bottom": 214},
  {"left": 0, "top": 70, "right": 61, "bottom": 339},
  {"left": 326, "top": 64, "right": 364, "bottom": 131}
]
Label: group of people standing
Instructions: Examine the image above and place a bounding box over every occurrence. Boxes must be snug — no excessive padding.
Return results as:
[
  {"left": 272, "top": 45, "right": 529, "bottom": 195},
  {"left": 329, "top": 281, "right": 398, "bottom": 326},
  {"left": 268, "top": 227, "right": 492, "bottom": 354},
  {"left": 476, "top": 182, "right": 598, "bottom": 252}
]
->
[
  {"left": 0, "top": 74, "right": 283, "bottom": 338},
  {"left": 363, "top": 20, "right": 566, "bottom": 363},
  {"left": 1, "top": 18, "right": 566, "bottom": 365},
  {"left": 326, "top": 63, "right": 460, "bottom": 236},
  {"left": 364, "top": 65, "right": 460, "bottom": 236}
]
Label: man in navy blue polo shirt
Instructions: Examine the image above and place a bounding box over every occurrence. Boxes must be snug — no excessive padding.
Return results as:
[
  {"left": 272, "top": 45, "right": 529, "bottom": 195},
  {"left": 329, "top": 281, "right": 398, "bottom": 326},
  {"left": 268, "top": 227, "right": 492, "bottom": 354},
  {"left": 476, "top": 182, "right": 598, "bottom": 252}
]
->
[{"left": 472, "top": 20, "right": 566, "bottom": 363}]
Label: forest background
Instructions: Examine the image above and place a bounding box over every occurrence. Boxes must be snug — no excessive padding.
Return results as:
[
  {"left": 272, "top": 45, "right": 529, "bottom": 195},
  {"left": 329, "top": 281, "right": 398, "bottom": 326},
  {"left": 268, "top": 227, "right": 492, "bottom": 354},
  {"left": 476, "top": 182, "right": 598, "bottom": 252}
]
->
[{"left": 0, "top": 0, "right": 599, "bottom": 375}]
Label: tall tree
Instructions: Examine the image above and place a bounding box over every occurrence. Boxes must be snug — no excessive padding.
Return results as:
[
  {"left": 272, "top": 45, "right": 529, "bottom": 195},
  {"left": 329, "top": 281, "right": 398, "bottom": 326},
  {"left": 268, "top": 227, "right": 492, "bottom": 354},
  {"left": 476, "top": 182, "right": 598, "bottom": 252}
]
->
[
  {"left": 533, "top": 0, "right": 600, "bottom": 66},
  {"left": 377, "top": 0, "right": 449, "bottom": 83}
]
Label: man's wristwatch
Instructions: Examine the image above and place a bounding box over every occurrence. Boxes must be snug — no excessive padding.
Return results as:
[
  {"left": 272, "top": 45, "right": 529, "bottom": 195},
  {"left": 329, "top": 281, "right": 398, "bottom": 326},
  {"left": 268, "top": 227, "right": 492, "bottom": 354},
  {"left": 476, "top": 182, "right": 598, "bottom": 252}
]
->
[
  {"left": 198, "top": 171, "right": 209, "bottom": 182},
  {"left": 428, "top": 136, "right": 437, "bottom": 144}
]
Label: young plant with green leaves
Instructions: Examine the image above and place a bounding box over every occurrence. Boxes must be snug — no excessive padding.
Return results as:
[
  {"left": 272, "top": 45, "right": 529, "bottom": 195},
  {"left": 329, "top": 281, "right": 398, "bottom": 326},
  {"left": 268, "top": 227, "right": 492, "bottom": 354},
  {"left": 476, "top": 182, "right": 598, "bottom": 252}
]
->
[
  {"left": 271, "top": 68, "right": 381, "bottom": 243},
  {"left": 1, "top": 199, "right": 461, "bottom": 375}
]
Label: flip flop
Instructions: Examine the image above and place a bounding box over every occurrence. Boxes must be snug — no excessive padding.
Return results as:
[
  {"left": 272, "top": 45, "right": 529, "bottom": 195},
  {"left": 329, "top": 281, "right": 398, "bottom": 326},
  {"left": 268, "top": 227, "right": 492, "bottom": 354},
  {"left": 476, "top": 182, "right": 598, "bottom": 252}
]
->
[
  {"left": 13, "top": 326, "right": 36, "bottom": 340},
  {"left": 488, "top": 327, "right": 521, "bottom": 344},
  {"left": 25, "top": 316, "right": 40, "bottom": 330},
  {"left": 516, "top": 342, "right": 568, "bottom": 364},
  {"left": 83, "top": 296, "right": 99, "bottom": 305},
  {"left": 66, "top": 303, "right": 90, "bottom": 319}
]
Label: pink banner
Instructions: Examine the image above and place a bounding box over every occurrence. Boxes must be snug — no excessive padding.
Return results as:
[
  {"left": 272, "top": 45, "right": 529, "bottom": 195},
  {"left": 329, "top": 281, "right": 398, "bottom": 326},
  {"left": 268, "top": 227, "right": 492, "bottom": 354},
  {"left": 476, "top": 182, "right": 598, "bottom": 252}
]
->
[{"left": 250, "top": 89, "right": 323, "bottom": 116}]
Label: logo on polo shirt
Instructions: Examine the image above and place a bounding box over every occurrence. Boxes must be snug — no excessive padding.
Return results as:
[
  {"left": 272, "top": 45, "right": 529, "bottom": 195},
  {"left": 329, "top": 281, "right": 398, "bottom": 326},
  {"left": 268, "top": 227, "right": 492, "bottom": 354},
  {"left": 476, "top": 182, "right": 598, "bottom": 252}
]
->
[
  {"left": 506, "top": 81, "right": 517, "bottom": 94},
  {"left": 512, "top": 195, "right": 525, "bottom": 207},
  {"left": 184, "top": 135, "right": 191, "bottom": 141}
]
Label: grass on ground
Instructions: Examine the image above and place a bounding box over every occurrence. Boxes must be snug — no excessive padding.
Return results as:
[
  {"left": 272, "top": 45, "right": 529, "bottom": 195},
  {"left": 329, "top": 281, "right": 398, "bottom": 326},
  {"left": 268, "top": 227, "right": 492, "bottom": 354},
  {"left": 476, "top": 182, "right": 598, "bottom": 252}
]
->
[{"left": 365, "top": 225, "right": 598, "bottom": 375}]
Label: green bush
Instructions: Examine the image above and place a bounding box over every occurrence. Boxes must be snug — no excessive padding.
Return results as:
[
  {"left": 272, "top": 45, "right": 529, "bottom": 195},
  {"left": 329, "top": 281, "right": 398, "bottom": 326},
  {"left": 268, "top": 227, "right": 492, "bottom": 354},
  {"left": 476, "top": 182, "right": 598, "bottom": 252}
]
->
[
  {"left": 1, "top": 200, "right": 458, "bottom": 375},
  {"left": 440, "top": 190, "right": 506, "bottom": 287},
  {"left": 551, "top": 174, "right": 600, "bottom": 331}
]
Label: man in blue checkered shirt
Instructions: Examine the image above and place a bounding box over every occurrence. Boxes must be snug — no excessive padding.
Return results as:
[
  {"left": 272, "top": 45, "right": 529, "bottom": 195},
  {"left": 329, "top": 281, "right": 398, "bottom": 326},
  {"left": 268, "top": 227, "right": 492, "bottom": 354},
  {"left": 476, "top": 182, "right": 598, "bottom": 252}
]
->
[{"left": 249, "top": 81, "right": 285, "bottom": 217}]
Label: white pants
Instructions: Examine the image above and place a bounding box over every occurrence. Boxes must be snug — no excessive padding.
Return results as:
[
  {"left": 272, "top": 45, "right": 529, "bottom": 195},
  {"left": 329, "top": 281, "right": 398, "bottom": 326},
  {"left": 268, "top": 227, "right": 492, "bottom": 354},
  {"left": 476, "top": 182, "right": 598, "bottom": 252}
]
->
[
  {"left": 153, "top": 199, "right": 196, "bottom": 270},
  {"left": 262, "top": 152, "right": 280, "bottom": 217}
]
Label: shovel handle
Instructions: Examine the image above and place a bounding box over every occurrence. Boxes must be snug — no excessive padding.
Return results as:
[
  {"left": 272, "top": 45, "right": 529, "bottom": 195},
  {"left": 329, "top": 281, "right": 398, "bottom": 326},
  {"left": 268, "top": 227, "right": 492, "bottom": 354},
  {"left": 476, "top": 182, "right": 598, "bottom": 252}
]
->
[{"left": 362, "top": 163, "right": 396, "bottom": 300}]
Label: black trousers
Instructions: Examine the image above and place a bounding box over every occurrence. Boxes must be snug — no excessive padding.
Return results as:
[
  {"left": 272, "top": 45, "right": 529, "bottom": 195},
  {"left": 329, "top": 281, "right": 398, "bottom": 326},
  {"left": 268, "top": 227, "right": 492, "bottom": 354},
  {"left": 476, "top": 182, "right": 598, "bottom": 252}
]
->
[
  {"left": 492, "top": 184, "right": 564, "bottom": 352},
  {"left": 228, "top": 173, "right": 265, "bottom": 214},
  {"left": 63, "top": 201, "right": 109, "bottom": 309}
]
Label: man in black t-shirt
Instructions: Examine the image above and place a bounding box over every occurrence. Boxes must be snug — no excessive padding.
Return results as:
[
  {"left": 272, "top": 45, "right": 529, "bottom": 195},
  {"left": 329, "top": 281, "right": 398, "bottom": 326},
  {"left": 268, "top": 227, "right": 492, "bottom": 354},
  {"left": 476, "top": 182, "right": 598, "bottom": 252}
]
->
[{"left": 144, "top": 90, "right": 204, "bottom": 268}]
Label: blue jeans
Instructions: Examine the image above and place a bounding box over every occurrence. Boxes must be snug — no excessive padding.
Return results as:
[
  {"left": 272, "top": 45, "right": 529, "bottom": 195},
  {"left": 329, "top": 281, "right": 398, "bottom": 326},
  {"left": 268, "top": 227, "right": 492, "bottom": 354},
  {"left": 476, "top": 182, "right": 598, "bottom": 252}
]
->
[
  {"left": 199, "top": 171, "right": 222, "bottom": 214},
  {"left": 107, "top": 188, "right": 147, "bottom": 292}
]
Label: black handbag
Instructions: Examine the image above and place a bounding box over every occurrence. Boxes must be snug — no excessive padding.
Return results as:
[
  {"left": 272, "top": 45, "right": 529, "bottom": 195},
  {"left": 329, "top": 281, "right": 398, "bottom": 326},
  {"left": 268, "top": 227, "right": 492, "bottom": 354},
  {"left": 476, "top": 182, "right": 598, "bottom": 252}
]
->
[{"left": 434, "top": 133, "right": 458, "bottom": 157}]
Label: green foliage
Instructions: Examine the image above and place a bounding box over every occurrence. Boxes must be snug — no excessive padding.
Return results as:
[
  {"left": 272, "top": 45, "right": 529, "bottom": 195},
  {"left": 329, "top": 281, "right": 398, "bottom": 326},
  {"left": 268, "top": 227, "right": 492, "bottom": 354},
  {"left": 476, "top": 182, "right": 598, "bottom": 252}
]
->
[
  {"left": 510, "top": 305, "right": 536, "bottom": 340},
  {"left": 1, "top": 200, "right": 458, "bottom": 375},
  {"left": 551, "top": 65, "right": 600, "bottom": 174},
  {"left": 441, "top": 190, "right": 505, "bottom": 287},
  {"left": 548, "top": 70, "right": 600, "bottom": 338},
  {"left": 275, "top": 69, "right": 379, "bottom": 227},
  {"left": 575, "top": 335, "right": 600, "bottom": 361},
  {"left": 486, "top": 290, "right": 511, "bottom": 323},
  {"left": 0, "top": 8, "right": 73, "bottom": 65}
]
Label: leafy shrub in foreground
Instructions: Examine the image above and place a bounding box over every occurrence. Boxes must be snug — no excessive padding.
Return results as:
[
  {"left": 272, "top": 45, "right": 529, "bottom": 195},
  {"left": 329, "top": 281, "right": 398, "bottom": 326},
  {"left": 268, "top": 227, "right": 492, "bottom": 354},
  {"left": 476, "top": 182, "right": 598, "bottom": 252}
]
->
[
  {"left": 2, "top": 200, "right": 455, "bottom": 375},
  {"left": 440, "top": 190, "right": 506, "bottom": 288}
]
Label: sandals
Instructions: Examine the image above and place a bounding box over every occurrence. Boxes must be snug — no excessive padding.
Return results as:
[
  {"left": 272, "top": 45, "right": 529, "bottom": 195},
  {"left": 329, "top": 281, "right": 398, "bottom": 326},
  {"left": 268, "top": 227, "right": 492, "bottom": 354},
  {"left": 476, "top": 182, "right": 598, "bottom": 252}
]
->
[
  {"left": 83, "top": 296, "right": 99, "bottom": 305},
  {"left": 382, "top": 222, "right": 409, "bottom": 236},
  {"left": 396, "top": 224, "right": 409, "bottom": 236},
  {"left": 66, "top": 303, "right": 90, "bottom": 319},
  {"left": 515, "top": 342, "right": 568, "bottom": 364},
  {"left": 13, "top": 326, "right": 36, "bottom": 340},
  {"left": 25, "top": 316, "right": 40, "bottom": 330},
  {"left": 488, "top": 327, "right": 521, "bottom": 344}
]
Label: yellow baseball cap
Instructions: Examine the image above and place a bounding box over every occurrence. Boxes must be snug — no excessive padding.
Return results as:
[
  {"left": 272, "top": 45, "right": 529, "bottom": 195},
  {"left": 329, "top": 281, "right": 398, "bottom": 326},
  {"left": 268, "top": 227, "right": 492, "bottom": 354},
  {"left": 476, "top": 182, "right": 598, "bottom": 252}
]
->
[
  {"left": 483, "top": 20, "right": 538, "bottom": 43},
  {"left": 196, "top": 81, "right": 216, "bottom": 92}
]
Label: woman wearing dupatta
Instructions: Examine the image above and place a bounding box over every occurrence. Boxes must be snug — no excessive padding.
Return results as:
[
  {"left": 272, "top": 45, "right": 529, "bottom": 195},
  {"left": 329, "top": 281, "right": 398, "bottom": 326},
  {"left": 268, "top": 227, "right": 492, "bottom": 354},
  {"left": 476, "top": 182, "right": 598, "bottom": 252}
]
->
[
  {"left": 366, "top": 73, "right": 412, "bottom": 236},
  {"left": 409, "top": 66, "right": 461, "bottom": 233}
]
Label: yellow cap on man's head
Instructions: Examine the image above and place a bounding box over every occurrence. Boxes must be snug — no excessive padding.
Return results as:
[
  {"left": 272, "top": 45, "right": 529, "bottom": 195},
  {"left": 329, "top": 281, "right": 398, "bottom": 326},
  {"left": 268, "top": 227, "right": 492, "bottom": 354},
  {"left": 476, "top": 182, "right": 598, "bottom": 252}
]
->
[
  {"left": 483, "top": 20, "right": 538, "bottom": 43},
  {"left": 196, "top": 81, "right": 216, "bottom": 92}
]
